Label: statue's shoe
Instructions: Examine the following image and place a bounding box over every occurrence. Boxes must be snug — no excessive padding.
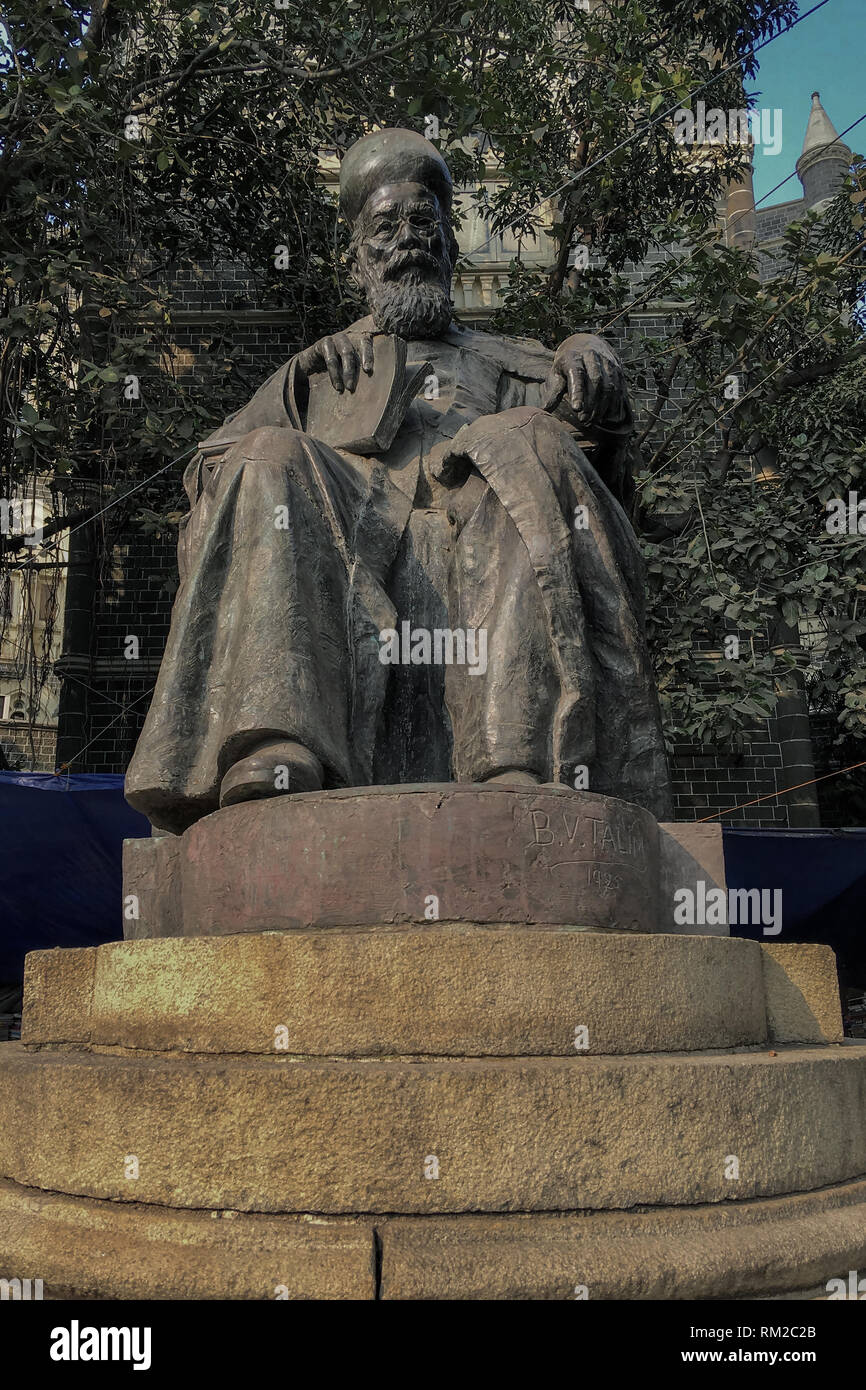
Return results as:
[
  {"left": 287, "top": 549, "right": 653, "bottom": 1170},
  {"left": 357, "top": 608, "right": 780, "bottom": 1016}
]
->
[
  {"left": 219, "top": 740, "right": 324, "bottom": 808},
  {"left": 483, "top": 768, "right": 542, "bottom": 785}
]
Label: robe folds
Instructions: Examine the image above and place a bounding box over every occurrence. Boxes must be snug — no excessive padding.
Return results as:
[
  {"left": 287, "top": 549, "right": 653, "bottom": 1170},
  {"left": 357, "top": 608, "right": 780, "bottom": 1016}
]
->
[{"left": 125, "top": 319, "right": 672, "bottom": 832}]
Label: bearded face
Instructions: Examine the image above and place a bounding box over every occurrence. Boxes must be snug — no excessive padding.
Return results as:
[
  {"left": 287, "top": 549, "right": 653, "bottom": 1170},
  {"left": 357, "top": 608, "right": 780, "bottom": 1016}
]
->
[{"left": 351, "top": 182, "right": 457, "bottom": 339}]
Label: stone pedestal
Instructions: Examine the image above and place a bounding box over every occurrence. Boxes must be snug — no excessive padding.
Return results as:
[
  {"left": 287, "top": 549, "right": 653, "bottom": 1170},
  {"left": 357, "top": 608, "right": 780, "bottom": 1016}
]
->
[
  {"left": 1, "top": 787, "right": 864, "bottom": 1299},
  {"left": 120, "top": 784, "right": 727, "bottom": 938}
]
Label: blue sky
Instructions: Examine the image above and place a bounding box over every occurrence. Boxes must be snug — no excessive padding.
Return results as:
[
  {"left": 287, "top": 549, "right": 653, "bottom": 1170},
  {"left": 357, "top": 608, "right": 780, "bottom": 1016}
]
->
[{"left": 745, "top": 0, "right": 866, "bottom": 205}]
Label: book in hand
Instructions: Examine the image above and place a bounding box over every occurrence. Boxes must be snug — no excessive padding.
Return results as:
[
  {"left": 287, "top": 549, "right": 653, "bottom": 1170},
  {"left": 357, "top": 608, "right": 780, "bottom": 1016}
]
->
[{"left": 302, "top": 333, "right": 431, "bottom": 454}]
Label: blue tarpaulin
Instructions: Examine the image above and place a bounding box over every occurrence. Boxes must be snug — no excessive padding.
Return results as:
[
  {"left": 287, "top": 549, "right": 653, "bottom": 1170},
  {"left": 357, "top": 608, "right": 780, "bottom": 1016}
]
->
[
  {"left": 0, "top": 772, "right": 150, "bottom": 980},
  {"left": 724, "top": 827, "right": 866, "bottom": 987}
]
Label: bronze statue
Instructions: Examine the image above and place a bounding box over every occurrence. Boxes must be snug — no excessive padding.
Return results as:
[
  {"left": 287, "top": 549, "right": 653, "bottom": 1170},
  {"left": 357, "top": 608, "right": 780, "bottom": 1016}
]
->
[{"left": 126, "top": 128, "right": 671, "bottom": 832}]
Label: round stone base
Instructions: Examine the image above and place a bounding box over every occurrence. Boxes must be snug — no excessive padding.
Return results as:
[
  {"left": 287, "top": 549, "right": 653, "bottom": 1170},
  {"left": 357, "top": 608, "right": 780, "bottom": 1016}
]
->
[
  {"left": 6, "top": 912, "right": 862, "bottom": 1299},
  {"left": 3, "top": 1041, "right": 866, "bottom": 1214},
  {"left": 1, "top": 1173, "right": 864, "bottom": 1300},
  {"left": 26, "top": 928, "right": 767, "bottom": 1056}
]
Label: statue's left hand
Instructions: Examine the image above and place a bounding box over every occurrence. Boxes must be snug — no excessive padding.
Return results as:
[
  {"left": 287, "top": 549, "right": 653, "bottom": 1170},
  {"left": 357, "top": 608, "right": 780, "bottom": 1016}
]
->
[{"left": 542, "top": 334, "right": 630, "bottom": 430}]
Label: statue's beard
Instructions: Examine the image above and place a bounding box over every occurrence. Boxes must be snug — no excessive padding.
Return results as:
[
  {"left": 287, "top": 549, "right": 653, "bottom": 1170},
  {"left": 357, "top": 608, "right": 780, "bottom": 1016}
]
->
[{"left": 363, "top": 270, "right": 453, "bottom": 339}]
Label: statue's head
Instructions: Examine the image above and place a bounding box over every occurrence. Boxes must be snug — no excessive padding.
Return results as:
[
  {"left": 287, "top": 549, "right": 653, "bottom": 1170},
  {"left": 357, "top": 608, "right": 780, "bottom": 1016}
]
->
[{"left": 340, "top": 129, "right": 459, "bottom": 338}]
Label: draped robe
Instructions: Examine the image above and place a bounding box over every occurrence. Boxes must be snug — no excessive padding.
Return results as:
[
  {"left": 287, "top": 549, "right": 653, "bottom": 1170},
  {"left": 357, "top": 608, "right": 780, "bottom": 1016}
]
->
[{"left": 125, "top": 318, "right": 672, "bottom": 832}]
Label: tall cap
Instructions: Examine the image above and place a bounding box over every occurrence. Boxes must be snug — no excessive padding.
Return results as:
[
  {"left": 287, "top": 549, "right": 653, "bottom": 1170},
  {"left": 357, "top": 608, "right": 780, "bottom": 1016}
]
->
[{"left": 339, "top": 128, "right": 453, "bottom": 226}]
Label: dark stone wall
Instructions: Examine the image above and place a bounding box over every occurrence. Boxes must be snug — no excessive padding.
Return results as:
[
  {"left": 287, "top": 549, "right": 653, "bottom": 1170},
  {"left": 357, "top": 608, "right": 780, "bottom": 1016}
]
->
[
  {"left": 669, "top": 734, "right": 787, "bottom": 827},
  {"left": 0, "top": 722, "right": 57, "bottom": 772}
]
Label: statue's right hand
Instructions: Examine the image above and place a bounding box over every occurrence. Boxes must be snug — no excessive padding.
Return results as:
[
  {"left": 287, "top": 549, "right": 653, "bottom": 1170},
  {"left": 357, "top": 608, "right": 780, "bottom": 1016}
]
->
[{"left": 295, "top": 331, "right": 375, "bottom": 394}]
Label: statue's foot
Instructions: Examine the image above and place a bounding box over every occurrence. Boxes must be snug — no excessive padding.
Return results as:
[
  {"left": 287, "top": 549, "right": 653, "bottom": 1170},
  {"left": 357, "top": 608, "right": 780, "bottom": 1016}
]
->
[
  {"left": 483, "top": 768, "right": 542, "bottom": 786},
  {"left": 219, "top": 740, "right": 324, "bottom": 808}
]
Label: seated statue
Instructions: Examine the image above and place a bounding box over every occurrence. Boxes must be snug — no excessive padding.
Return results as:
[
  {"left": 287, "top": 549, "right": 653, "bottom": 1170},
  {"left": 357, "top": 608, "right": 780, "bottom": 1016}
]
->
[{"left": 125, "top": 128, "right": 672, "bottom": 833}]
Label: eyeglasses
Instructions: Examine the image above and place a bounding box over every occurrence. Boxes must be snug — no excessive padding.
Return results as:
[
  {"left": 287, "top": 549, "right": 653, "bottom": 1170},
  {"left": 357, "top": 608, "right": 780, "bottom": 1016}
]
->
[{"left": 367, "top": 210, "right": 440, "bottom": 241}]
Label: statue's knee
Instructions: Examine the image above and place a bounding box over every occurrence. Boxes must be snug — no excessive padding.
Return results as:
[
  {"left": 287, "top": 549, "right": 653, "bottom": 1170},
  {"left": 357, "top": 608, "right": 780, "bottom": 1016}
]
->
[
  {"left": 452, "top": 407, "right": 565, "bottom": 465},
  {"left": 461, "top": 406, "right": 559, "bottom": 445},
  {"left": 495, "top": 406, "right": 585, "bottom": 461},
  {"left": 494, "top": 405, "right": 549, "bottom": 430},
  {"left": 508, "top": 406, "right": 569, "bottom": 439},
  {"left": 240, "top": 425, "right": 302, "bottom": 455},
  {"left": 228, "top": 427, "right": 315, "bottom": 477}
]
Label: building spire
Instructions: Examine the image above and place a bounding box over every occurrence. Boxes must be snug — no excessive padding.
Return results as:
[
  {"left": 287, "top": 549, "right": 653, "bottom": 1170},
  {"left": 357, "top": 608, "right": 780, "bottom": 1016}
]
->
[
  {"left": 796, "top": 92, "right": 851, "bottom": 208},
  {"left": 800, "top": 91, "right": 844, "bottom": 160}
]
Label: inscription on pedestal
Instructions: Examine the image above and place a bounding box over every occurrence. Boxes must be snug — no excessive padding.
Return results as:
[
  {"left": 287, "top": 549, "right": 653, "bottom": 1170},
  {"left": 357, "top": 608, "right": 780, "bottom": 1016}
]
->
[
  {"left": 525, "top": 804, "right": 651, "bottom": 906},
  {"left": 128, "top": 785, "right": 661, "bottom": 938}
]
